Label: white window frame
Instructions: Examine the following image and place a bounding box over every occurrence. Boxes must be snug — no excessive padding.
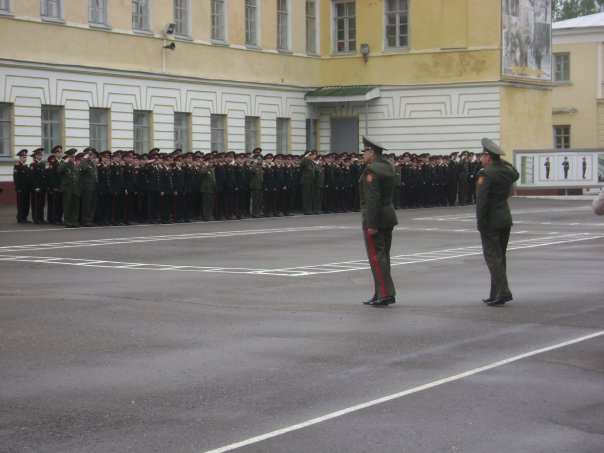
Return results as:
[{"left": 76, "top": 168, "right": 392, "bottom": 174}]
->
[
  {"left": 276, "top": 118, "right": 289, "bottom": 154},
  {"left": 132, "top": 0, "right": 151, "bottom": 32},
  {"left": 0, "top": 103, "right": 12, "bottom": 157},
  {"left": 89, "top": 108, "right": 110, "bottom": 151},
  {"left": 306, "top": 0, "right": 318, "bottom": 54},
  {"left": 0, "top": 0, "right": 13, "bottom": 15},
  {"left": 211, "top": 0, "right": 227, "bottom": 43},
  {"left": 245, "top": 116, "right": 260, "bottom": 153},
  {"left": 554, "top": 125, "right": 570, "bottom": 149},
  {"left": 41, "top": 0, "right": 63, "bottom": 21},
  {"left": 384, "top": 0, "right": 409, "bottom": 49},
  {"left": 41, "top": 105, "right": 63, "bottom": 154},
  {"left": 174, "top": 112, "right": 190, "bottom": 151},
  {"left": 211, "top": 114, "right": 226, "bottom": 153},
  {"left": 89, "top": 0, "right": 109, "bottom": 26},
  {"left": 306, "top": 118, "right": 317, "bottom": 151},
  {"left": 174, "top": 0, "right": 191, "bottom": 37},
  {"left": 245, "top": 0, "right": 258, "bottom": 46},
  {"left": 133, "top": 110, "right": 152, "bottom": 153},
  {"left": 277, "top": 0, "right": 290, "bottom": 51},
  {"left": 333, "top": 0, "right": 356, "bottom": 54},
  {"left": 554, "top": 52, "right": 570, "bottom": 83}
]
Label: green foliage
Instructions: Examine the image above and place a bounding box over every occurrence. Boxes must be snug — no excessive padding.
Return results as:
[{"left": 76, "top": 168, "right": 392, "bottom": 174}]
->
[{"left": 553, "top": 0, "right": 604, "bottom": 21}]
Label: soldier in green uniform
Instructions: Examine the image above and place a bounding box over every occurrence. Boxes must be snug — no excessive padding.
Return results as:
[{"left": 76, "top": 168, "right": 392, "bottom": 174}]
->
[
  {"left": 476, "top": 138, "right": 519, "bottom": 306},
  {"left": 359, "top": 136, "right": 398, "bottom": 307},
  {"left": 57, "top": 148, "right": 81, "bottom": 228},
  {"left": 300, "top": 149, "right": 317, "bottom": 215}
]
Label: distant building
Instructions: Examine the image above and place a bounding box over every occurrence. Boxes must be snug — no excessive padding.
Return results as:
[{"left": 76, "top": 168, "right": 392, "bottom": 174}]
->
[{"left": 1, "top": 1, "right": 552, "bottom": 193}]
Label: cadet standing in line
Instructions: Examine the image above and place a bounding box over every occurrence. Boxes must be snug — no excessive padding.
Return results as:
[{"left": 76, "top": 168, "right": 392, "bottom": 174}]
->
[
  {"left": 80, "top": 148, "right": 98, "bottom": 227},
  {"left": 57, "top": 148, "right": 81, "bottom": 228},
  {"left": 13, "top": 149, "right": 32, "bottom": 223},
  {"left": 359, "top": 136, "right": 398, "bottom": 307},
  {"left": 476, "top": 138, "right": 519, "bottom": 306}
]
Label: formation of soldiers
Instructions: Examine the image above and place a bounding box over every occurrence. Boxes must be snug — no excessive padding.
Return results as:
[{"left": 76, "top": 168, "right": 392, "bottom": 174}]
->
[{"left": 13, "top": 145, "right": 482, "bottom": 228}]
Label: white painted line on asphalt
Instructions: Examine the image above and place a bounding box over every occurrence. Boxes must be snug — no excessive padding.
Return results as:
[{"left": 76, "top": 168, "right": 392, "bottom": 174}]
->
[
  {"left": 203, "top": 330, "right": 604, "bottom": 453},
  {"left": 1, "top": 233, "right": 602, "bottom": 276}
]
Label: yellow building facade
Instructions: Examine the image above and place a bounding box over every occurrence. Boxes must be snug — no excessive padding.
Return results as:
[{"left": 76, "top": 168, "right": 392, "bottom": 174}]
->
[{"left": 0, "top": 0, "right": 552, "bottom": 188}]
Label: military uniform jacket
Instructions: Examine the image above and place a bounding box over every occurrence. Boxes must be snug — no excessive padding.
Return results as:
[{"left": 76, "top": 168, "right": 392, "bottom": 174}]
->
[
  {"left": 97, "top": 164, "right": 112, "bottom": 195},
  {"left": 13, "top": 162, "right": 31, "bottom": 192},
  {"left": 145, "top": 165, "right": 162, "bottom": 193},
  {"left": 314, "top": 163, "right": 324, "bottom": 188},
  {"left": 80, "top": 159, "right": 98, "bottom": 192},
  {"left": 200, "top": 167, "right": 216, "bottom": 193},
  {"left": 172, "top": 166, "right": 185, "bottom": 193},
  {"left": 122, "top": 164, "right": 136, "bottom": 193},
  {"left": 57, "top": 160, "right": 81, "bottom": 194},
  {"left": 29, "top": 161, "right": 47, "bottom": 191},
  {"left": 359, "top": 157, "right": 398, "bottom": 230},
  {"left": 109, "top": 162, "right": 124, "bottom": 194},
  {"left": 475, "top": 161, "right": 519, "bottom": 231},
  {"left": 300, "top": 158, "right": 315, "bottom": 185},
  {"left": 248, "top": 163, "right": 263, "bottom": 190}
]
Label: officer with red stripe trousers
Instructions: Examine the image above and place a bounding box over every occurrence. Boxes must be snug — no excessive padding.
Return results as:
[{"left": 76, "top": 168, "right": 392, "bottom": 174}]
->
[{"left": 360, "top": 136, "right": 398, "bottom": 306}]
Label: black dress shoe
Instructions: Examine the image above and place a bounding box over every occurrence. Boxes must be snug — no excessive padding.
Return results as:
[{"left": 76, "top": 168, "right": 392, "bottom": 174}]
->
[
  {"left": 482, "top": 297, "right": 494, "bottom": 303},
  {"left": 362, "top": 297, "right": 377, "bottom": 305},
  {"left": 486, "top": 295, "right": 513, "bottom": 306},
  {"left": 363, "top": 296, "right": 395, "bottom": 306}
]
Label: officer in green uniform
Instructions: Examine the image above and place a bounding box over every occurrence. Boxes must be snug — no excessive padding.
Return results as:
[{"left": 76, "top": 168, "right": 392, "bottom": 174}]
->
[
  {"left": 476, "top": 138, "right": 519, "bottom": 306},
  {"left": 359, "top": 136, "right": 398, "bottom": 306},
  {"left": 57, "top": 148, "right": 81, "bottom": 228}
]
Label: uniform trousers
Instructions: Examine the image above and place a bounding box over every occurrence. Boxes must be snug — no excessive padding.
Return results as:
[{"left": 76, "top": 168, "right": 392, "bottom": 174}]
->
[
  {"left": 363, "top": 228, "right": 396, "bottom": 300},
  {"left": 80, "top": 190, "right": 97, "bottom": 225},
  {"left": 31, "top": 190, "right": 46, "bottom": 223},
  {"left": 16, "top": 191, "right": 30, "bottom": 222},
  {"left": 480, "top": 227, "right": 512, "bottom": 300},
  {"left": 47, "top": 191, "right": 63, "bottom": 224},
  {"left": 63, "top": 193, "right": 80, "bottom": 227},
  {"left": 250, "top": 189, "right": 262, "bottom": 217}
]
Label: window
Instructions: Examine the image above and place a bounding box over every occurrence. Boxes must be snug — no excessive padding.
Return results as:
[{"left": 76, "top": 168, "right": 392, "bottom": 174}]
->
[
  {"left": 245, "top": 116, "right": 260, "bottom": 153},
  {"left": 174, "top": 112, "right": 190, "bottom": 151},
  {"left": 41, "top": 106, "right": 62, "bottom": 154},
  {"left": 89, "top": 0, "right": 108, "bottom": 26},
  {"left": 333, "top": 1, "right": 355, "bottom": 53},
  {"left": 90, "top": 108, "right": 109, "bottom": 151},
  {"left": 133, "top": 111, "right": 151, "bottom": 153},
  {"left": 211, "top": 114, "right": 226, "bottom": 153},
  {"left": 132, "top": 0, "right": 150, "bottom": 31},
  {"left": 277, "top": 0, "right": 289, "bottom": 51},
  {"left": 41, "top": 0, "right": 63, "bottom": 20},
  {"left": 276, "top": 118, "right": 289, "bottom": 154},
  {"left": 0, "top": 0, "right": 12, "bottom": 14},
  {"left": 385, "top": 0, "right": 408, "bottom": 49},
  {"left": 306, "top": 0, "right": 317, "bottom": 53},
  {"left": 554, "top": 53, "right": 570, "bottom": 82},
  {"left": 0, "top": 103, "right": 11, "bottom": 157},
  {"left": 245, "top": 0, "right": 258, "bottom": 46},
  {"left": 554, "top": 126, "right": 570, "bottom": 149},
  {"left": 174, "top": 0, "right": 190, "bottom": 36},
  {"left": 211, "top": 0, "right": 226, "bottom": 42},
  {"left": 306, "top": 118, "right": 317, "bottom": 151}
]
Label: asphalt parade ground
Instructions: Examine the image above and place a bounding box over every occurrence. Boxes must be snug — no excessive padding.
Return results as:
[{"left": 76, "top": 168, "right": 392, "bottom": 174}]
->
[{"left": 1, "top": 197, "right": 603, "bottom": 452}]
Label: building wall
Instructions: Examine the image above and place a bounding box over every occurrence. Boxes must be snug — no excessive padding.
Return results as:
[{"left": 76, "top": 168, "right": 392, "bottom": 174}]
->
[
  {"left": 0, "top": 0, "right": 554, "bottom": 186},
  {"left": 552, "top": 41, "right": 600, "bottom": 148}
]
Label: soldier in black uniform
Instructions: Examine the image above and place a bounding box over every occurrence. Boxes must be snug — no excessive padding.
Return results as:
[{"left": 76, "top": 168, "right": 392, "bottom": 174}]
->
[
  {"left": 213, "top": 153, "right": 226, "bottom": 220},
  {"left": 13, "top": 149, "right": 32, "bottom": 223},
  {"left": 172, "top": 155, "right": 186, "bottom": 222},
  {"left": 233, "top": 153, "right": 248, "bottom": 218},
  {"left": 45, "top": 155, "right": 61, "bottom": 224},
  {"left": 108, "top": 151, "right": 125, "bottom": 226},
  {"left": 200, "top": 155, "right": 216, "bottom": 221},
  {"left": 122, "top": 151, "right": 137, "bottom": 225},
  {"left": 191, "top": 154, "right": 203, "bottom": 221},
  {"left": 49, "top": 145, "right": 64, "bottom": 223},
  {"left": 29, "top": 148, "right": 47, "bottom": 224},
  {"left": 160, "top": 154, "right": 175, "bottom": 224}
]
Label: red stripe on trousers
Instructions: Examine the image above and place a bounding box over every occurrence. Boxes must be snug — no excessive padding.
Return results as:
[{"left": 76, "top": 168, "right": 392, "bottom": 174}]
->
[{"left": 365, "top": 229, "right": 388, "bottom": 298}]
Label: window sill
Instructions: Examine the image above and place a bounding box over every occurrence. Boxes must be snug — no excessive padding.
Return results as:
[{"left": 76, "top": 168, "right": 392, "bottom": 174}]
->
[
  {"left": 174, "top": 34, "right": 192, "bottom": 41},
  {"left": 330, "top": 51, "right": 356, "bottom": 57},
  {"left": 133, "top": 29, "right": 154, "bottom": 36},
  {"left": 211, "top": 39, "right": 229, "bottom": 46},
  {"left": 41, "top": 16, "right": 65, "bottom": 24},
  {"left": 277, "top": 48, "right": 293, "bottom": 54},
  {"left": 89, "top": 22, "right": 111, "bottom": 30},
  {"left": 246, "top": 43, "right": 261, "bottom": 50},
  {"left": 553, "top": 81, "right": 572, "bottom": 86},
  {"left": 0, "top": 10, "right": 14, "bottom": 17}
]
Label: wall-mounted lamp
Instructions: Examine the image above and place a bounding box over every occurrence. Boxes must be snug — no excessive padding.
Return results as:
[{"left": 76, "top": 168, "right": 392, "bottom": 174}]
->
[
  {"left": 163, "top": 42, "right": 176, "bottom": 51},
  {"left": 360, "top": 43, "right": 370, "bottom": 63},
  {"left": 163, "top": 22, "right": 176, "bottom": 36}
]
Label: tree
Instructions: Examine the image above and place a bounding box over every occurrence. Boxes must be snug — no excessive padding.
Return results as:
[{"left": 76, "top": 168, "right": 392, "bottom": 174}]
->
[{"left": 553, "top": 0, "right": 604, "bottom": 21}]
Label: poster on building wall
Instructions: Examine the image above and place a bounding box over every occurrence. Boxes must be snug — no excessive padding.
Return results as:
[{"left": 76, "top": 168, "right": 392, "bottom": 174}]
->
[
  {"left": 502, "top": 0, "right": 552, "bottom": 81},
  {"left": 515, "top": 151, "right": 600, "bottom": 187}
]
